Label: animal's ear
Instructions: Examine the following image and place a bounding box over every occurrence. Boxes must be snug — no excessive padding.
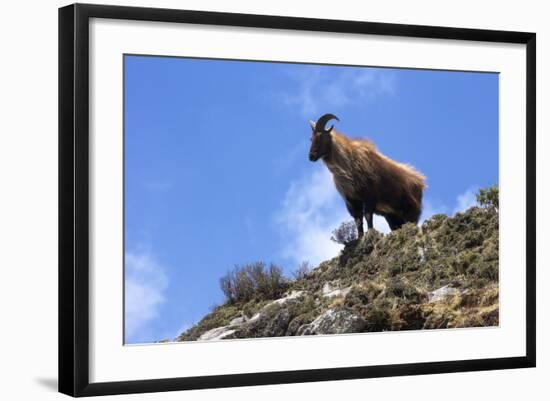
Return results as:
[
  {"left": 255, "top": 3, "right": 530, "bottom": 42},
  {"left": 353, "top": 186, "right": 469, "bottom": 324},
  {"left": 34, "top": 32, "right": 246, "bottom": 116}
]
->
[{"left": 309, "top": 120, "right": 316, "bottom": 131}]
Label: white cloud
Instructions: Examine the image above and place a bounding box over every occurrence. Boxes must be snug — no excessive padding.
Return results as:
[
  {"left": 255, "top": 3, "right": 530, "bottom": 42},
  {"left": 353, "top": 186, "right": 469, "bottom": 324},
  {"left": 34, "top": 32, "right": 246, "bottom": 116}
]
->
[
  {"left": 421, "top": 187, "right": 480, "bottom": 223},
  {"left": 125, "top": 250, "right": 168, "bottom": 343},
  {"left": 276, "top": 175, "right": 482, "bottom": 267},
  {"left": 453, "top": 187, "right": 479, "bottom": 214},
  {"left": 275, "top": 168, "right": 389, "bottom": 267},
  {"left": 279, "top": 67, "right": 395, "bottom": 117},
  {"left": 420, "top": 199, "right": 448, "bottom": 223}
]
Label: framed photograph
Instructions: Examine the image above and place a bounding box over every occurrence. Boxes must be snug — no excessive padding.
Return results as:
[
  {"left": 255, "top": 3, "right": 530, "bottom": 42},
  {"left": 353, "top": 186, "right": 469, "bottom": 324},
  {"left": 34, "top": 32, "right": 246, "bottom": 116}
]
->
[{"left": 58, "top": 3, "right": 536, "bottom": 397}]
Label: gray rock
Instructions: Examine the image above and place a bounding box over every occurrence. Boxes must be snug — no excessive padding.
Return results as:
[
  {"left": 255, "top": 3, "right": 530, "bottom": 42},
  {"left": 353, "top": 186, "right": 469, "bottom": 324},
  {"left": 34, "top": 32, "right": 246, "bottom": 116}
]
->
[
  {"left": 322, "top": 282, "right": 352, "bottom": 298},
  {"left": 429, "top": 284, "right": 461, "bottom": 303},
  {"left": 263, "top": 308, "right": 292, "bottom": 337},
  {"left": 265, "top": 290, "right": 304, "bottom": 307},
  {"left": 247, "top": 312, "right": 262, "bottom": 324},
  {"left": 297, "top": 307, "right": 366, "bottom": 335},
  {"left": 229, "top": 316, "right": 247, "bottom": 326},
  {"left": 237, "top": 303, "right": 292, "bottom": 338},
  {"left": 198, "top": 326, "right": 236, "bottom": 341},
  {"left": 235, "top": 291, "right": 308, "bottom": 337}
]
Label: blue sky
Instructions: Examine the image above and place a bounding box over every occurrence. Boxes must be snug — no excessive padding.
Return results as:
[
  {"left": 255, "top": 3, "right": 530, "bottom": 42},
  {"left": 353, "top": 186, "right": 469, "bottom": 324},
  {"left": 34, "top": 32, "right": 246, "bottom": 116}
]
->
[{"left": 124, "top": 55, "right": 498, "bottom": 344}]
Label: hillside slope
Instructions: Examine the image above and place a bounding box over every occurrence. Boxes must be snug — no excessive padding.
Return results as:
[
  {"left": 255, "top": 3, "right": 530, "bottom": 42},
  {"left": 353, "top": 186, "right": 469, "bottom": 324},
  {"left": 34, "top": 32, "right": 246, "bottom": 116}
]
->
[{"left": 174, "top": 206, "right": 499, "bottom": 342}]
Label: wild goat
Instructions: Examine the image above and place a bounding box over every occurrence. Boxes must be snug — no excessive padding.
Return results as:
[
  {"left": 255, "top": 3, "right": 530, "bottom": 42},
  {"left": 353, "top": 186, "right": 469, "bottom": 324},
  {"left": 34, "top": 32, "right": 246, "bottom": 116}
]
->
[{"left": 308, "top": 113, "right": 426, "bottom": 237}]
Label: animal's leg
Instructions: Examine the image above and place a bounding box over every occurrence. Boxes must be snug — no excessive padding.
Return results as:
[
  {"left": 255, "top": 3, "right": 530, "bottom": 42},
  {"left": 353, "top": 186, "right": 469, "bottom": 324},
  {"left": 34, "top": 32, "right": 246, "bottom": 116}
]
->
[
  {"left": 355, "top": 216, "right": 364, "bottom": 239},
  {"left": 365, "top": 212, "right": 374, "bottom": 230},
  {"left": 385, "top": 215, "right": 398, "bottom": 231},
  {"left": 404, "top": 206, "right": 422, "bottom": 225},
  {"left": 345, "top": 198, "right": 364, "bottom": 239},
  {"left": 363, "top": 198, "right": 376, "bottom": 232},
  {"left": 401, "top": 193, "right": 422, "bottom": 224},
  {"left": 385, "top": 214, "right": 406, "bottom": 231}
]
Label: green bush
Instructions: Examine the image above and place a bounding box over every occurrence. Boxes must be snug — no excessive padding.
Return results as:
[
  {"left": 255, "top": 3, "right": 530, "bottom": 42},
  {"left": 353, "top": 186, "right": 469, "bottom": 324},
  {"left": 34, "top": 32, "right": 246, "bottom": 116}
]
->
[
  {"left": 292, "top": 261, "right": 311, "bottom": 280},
  {"left": 220, "top": 262, "right": 288, "bottom": 303},
  {"left": 363, "top": 302, "right": 392, "bottom": 331},
  {"left": 476, "top": 185, "right": 499, "bottom": 211},
  {"left": 331, "top": 221, "right": 358, "bottom": 244}
]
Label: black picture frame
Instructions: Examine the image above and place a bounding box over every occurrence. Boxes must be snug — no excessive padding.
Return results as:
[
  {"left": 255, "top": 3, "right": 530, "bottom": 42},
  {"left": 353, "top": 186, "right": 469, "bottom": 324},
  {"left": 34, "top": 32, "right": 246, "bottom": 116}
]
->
[{"left": 59, "top": 3, "right": 536, "bottom": 397}]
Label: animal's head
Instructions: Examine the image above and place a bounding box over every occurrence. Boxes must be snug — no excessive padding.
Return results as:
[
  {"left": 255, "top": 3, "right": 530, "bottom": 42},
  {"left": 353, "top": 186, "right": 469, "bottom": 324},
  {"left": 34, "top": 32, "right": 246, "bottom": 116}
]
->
[{"left": 308, "top": 113, "right": 339, "bottom": 161}]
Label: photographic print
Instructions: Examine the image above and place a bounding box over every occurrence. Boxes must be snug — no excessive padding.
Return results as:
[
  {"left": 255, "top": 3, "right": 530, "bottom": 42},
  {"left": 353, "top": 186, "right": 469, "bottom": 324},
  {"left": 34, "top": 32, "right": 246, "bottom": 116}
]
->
[
  {"left": 124, "top": 55, "right": 499, "bottom": 345},
  {"left": 59, "top": 5, "right": 536, "bottom": 395}
]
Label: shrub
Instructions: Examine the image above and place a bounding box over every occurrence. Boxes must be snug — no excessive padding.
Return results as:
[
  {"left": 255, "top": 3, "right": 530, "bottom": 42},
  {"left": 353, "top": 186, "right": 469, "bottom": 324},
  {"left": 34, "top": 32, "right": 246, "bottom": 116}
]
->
[
  {"left": 385, "top": 279, "right": 426, "bottom": 304},
  {"left": 220, "top": 262, "right": 288, "bottom": 303},
  {"left": 476, "top": 185, "right": 499, "bottom": 211},
  {"left": 331, "top": 221, "right": 358, "bottom": 244},
  {"left": 292, "top": 261, "right": 311, "bottom": 280},
  {"left": 363, "top": 302, "right": 392, "bottom": 332},
  {"left": 344, "top": 285, "right": 371, "bottom": 308}
]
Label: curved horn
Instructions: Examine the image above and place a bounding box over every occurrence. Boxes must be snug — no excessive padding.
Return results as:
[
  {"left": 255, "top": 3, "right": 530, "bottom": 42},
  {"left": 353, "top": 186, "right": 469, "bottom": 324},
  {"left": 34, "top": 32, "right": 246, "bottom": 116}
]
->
[{"left": 314, "top": 113, "right": 339, "bottom": 133}]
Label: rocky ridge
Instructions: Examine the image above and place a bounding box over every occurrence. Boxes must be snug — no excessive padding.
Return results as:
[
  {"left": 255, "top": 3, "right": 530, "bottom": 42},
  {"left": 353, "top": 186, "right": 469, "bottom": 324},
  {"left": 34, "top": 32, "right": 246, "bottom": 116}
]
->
[{"left": 174, "top": 206, "right": 499, "bottom": 342}]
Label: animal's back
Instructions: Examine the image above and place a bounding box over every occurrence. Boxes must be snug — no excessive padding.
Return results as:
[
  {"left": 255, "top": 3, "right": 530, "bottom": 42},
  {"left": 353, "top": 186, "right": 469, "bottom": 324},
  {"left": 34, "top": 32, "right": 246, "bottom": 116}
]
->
[
  {"left": 348, "top": 137, "right": 426, "bottom": 218},
  {"left": 349, "top": 137, "right": 426, "bottom": 190},
  {"left": 324, "top": 130, "right": 426, "bottom": 220}
]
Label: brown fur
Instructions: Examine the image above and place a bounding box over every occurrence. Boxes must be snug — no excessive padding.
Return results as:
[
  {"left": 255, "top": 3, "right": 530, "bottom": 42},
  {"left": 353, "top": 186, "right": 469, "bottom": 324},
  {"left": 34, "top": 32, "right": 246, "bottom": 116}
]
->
[{"left": 321, "top": 129, "right": 426, "bottom": 232}]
